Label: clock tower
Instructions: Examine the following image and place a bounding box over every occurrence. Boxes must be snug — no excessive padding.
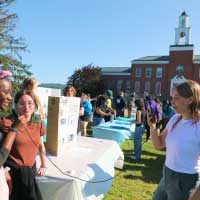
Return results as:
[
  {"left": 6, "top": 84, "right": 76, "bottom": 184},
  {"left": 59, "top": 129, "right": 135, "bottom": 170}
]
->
[
  {"left": 175, "top": 11, "right": 191, "bottom": 45},
  {"left": 169, "top": 11, "right": 194, "bottom": 95}
]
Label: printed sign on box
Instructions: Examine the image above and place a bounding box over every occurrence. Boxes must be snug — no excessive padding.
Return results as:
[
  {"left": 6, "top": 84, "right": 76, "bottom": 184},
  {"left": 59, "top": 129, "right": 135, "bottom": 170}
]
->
[
  {"left": 37, "top": 87, "right": 61, "bottom": 118},
  {"left": 46, "top": 96, "right": 80, "bottom": 155}
]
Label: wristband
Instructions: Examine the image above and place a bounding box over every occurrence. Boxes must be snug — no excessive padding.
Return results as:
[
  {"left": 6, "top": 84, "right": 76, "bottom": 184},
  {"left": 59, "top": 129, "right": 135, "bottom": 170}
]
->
[
  {"left": 8, "top": 127, "right": 19, "bottom": 135},
  {"left": 40, "top": 165, "right": 46, "bottom": 169}
]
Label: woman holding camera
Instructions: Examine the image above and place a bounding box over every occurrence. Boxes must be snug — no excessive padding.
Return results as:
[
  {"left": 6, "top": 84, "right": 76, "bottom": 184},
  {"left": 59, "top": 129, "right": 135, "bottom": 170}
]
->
[{"left": 148, "top": 80, "right": 200, "bottom": 200}]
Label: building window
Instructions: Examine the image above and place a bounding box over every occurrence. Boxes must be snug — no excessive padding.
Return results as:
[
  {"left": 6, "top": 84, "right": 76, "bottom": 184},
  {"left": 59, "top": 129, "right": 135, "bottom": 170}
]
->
[
  {"left": 136, "top": 67, "right": 142, "bottom": 77},
  {"left": 176, "top": 65, "right": 184, "bottom": 74},
  {"left": 145, "top": 68, "right": 152, "bottom": 77},
  {"left": 144, "top": 81, "right": 150, "bottom": 93},
  {"left": 125, "top": 80, "right": 130, "bottom": 94},
  {"left": 117, "top": 80, "right": 123, "bottom": 92},
  {"left": 156, "top": 67, "right": 163, "bottom": 78},
  {"left": 108, "top": 80, "right": 115, "bottom": 91},
  {"left": 155, "top": 82, "right": 161, "bottom": 95},
  {"left": 135, "top": 81, "right": 140, "bottom": 93}
]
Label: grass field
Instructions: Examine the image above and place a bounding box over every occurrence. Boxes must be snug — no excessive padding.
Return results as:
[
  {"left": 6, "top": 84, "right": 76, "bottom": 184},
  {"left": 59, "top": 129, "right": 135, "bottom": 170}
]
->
[{"left": 102, "top": 138, "right": 166, "bottom": 200}]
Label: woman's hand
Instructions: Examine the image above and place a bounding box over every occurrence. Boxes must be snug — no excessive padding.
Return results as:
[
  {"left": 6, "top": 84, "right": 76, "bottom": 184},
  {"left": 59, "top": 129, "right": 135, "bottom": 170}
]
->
[
  {"left": 12, "top": 115, "right": 28, "bottom": 131},
  {"left": 37, "top": 166, "right": 46, "bottom": 176},
  {"left": 0, "top": 118, "right": 13, "bottom": 133},
  {"left": 147, "top": 111, "right": 157, "bottom": 129}
]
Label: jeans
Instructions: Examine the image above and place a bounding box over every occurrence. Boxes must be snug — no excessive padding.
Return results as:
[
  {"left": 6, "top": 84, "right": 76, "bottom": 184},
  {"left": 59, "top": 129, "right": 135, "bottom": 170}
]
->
[
  {"left": 133, "top": 125, "right": 145, "bottom": 159},
  {"left": 93, "top": 117, "right": 105, "bottom": 126}
]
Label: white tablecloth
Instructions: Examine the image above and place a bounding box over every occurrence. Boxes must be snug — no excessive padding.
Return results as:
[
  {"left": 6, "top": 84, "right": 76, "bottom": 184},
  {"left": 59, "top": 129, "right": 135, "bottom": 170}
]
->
[{"left": 36, "top": 136, "right": 124, "bottom": 200}]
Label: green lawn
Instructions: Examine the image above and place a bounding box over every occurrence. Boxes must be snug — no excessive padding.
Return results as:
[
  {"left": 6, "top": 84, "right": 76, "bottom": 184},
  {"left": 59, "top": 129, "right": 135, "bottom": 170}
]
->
[{"left": 103, "top": 139, "right": 166, "bottom": 200}]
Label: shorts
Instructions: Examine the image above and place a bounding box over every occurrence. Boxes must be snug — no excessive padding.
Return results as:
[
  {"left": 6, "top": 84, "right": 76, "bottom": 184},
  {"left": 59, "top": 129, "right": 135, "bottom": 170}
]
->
[
  {"left": 153, "top": 165, "right": 200, "bottom": 200},
  {"left": 80, "top": 115, "right": 92, "bottom": 122}
]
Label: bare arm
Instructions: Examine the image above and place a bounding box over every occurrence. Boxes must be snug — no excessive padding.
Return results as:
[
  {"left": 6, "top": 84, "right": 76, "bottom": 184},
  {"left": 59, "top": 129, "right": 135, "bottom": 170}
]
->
[
  {"left": 0, "top": 115, "right": 30, "bottom": 165},
  {"left": 0, "top": 130, "right": 17, "bottom": 166},
  {"left": 189, "top": 187, "right": 200, "bottom": 200},
  {"left": 1, "top": 131, "right": 16, "bottom": 151},
  {"left": 107, "top": 106, "right": 116, "bottom": 115},
  {"left": 151, "top": 128, "right": 168, "bottom": 150},
  {"left": 37, "top": 138, "right": 46, "bottom": 176},
  {"left": 96, "top": 107, "right": 112, "bottom": 117},
  {"left": 135, "top": 110, "right": 141, "bottom": 124},
  {"left": 79, "top": 107, "right": 84, "bottom": 116}
]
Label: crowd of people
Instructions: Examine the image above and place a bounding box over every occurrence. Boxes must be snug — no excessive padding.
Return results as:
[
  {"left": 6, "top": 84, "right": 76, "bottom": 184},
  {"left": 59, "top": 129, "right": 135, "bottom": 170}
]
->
[{"left": 1, "top": 69, "right": 200, "bottom": 200}]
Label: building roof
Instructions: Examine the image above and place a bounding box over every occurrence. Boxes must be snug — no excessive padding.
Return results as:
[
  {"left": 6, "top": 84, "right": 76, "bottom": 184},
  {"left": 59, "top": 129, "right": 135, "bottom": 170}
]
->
[
  {"left": 101, "top": 67, "right": 131, "bottom": 73},
  {"left": 131, "top": 54, "right": 200, "bottom": 63},
  {"left": 132, "top": 56, "right": 169, "bottom": 62},
  {"left": 102, "top": 55, "right": 200, "bottom": 75},
  {"left": 101, "top": 67, "right": 131, "bottom": 75}
]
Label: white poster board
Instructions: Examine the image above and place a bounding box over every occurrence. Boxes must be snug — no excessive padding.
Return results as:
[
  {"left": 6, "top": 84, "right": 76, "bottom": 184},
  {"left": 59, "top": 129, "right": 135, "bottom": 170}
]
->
[
  {"left": 46, "top": 96, "right": 80, "bottom": 155},
  {"left": 37, "top": 87, "right": 61, "bottom": 118}
]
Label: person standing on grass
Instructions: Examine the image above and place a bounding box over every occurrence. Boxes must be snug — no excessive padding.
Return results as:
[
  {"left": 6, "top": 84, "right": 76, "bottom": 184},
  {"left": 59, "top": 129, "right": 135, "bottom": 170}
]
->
[
  {"left": 114, "top": 90, "right": 126, "bottom": 117},
  {"left": 93, "top": 91, "right": 115, "bottom": 126},
  {"left": 131, "top": 98, "right": 146, "bottom": 161},
  {"left": 145, "top": 95, "right": 159, "bottom": 142},
  {"left": 147, "top": 80, "right": 200, "bottom": 200},
  {"left": 154, "top": 97, "right": 163, "bottom": 129},
  {"left": 80, "top": 92, "right": 93, "bottom": 136},
  {"left": 127, "top": 93, "right": 136, "bottom": 119}
]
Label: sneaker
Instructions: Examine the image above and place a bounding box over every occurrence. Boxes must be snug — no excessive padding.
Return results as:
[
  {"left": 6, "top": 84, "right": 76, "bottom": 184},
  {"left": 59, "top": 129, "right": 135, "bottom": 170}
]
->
[{"left": 130, "top": 156, "right": 140, "bottom": 161}]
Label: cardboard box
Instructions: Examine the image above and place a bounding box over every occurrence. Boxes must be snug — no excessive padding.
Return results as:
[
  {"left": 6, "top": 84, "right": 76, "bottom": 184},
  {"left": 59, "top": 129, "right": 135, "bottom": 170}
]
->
[
  {"left": 46, "top": 96, "right": 80, "bottom": 155},
  {"left": 37, "top": 87, "right": 61, "bottom": 118}
]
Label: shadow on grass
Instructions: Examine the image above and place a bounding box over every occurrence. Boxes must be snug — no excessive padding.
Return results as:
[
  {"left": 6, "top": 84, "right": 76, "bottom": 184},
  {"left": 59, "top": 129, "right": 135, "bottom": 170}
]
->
[{"left": 122, "top": 147, "right": 165, "bottom": 184}]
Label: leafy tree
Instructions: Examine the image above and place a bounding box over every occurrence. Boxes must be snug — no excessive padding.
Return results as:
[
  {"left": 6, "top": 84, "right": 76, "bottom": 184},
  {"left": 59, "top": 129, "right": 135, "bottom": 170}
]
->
[
  {"left": 0, "top": 0, "right": 32, "bottom": 92},
  {"left": 67, "top": 64, "right": 105, "bottom": 97}
]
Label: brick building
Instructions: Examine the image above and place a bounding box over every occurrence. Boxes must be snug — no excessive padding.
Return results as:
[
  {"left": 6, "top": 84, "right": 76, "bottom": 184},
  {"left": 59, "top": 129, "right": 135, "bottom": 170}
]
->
[{"left": 101, "top": 12, "right": 200, "bottom": 98}]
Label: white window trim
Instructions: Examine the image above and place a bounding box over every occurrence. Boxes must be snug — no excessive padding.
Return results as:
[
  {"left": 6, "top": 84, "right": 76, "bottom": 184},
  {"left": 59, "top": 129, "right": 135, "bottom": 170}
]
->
[
  {"left": 136, "top": 67, "right": 142, "bottom": 77},
  {"left": 156, "top": 67, "right": 163, "bottom": 78},
  {"left": 145, "top": 68, "right": 152, "bottom": 77}
]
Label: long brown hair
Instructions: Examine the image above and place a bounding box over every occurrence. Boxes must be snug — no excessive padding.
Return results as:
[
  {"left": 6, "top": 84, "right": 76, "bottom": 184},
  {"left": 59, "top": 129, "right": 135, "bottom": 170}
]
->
[
  {"left": 172, "top": 80, "right": 200, "bottom": 129},
  {"left": 63, "top": 85, "right": 77, "bottom": 97},
  {"left": 22, "top": 77, "right": 39, "bottom": 90}
]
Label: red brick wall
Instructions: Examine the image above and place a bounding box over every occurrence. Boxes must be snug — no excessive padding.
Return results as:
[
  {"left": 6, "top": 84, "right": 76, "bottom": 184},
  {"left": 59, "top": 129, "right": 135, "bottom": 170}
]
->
[{"left": 102, "top": 50, "right": 200, "bottom": 98}]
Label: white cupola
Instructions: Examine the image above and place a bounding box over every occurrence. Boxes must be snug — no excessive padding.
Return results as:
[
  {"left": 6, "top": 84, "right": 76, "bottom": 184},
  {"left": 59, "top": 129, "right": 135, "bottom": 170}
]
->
[{"left": 175, "top": 11, "right": 191, "bottom": 45}]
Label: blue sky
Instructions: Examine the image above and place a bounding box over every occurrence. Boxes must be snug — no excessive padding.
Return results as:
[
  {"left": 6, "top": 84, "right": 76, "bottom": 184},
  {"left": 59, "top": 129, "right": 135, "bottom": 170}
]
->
[{"left": 12, "top": 0, "right": 200, "bottom": 84}]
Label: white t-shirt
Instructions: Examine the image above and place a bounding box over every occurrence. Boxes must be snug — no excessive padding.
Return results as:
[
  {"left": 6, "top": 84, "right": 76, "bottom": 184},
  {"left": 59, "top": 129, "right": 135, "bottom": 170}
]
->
[
  {"left": 165, "top": 114, "right": 200, "bottom": 174},
  {"left": 0, "top": 167, "right": 9, "bottom": 200}
]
